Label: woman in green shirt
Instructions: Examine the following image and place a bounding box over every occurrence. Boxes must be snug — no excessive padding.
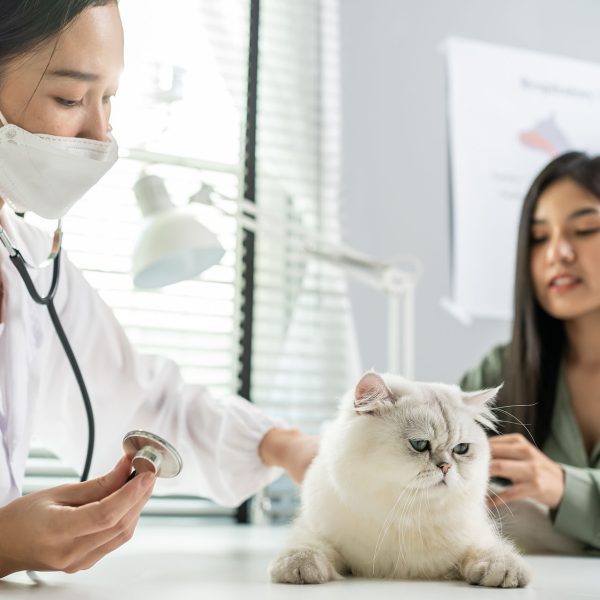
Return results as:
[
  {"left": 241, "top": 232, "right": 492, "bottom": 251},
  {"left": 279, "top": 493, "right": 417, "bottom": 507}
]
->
[{"left": 461, "top": 152, "right": 600, "bottom": 552}]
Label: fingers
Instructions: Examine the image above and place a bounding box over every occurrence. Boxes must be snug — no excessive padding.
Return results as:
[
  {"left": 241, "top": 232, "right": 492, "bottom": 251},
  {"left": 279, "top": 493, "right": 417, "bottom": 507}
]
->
[
  {"left": 489, "top": 433, "right": 525, "bottom": 443},
  {"left": 0, "top": 463, "right": 154, "bottom": 577},
  {"left": 65, "top": 481, "right": 154, "bottom": 572},
  {"left": 487, "top": 435, "right": 565, "bottom": 509},
  {"left": 290, "top": 435, "right": 320, "bottom": 484},
  {"left": 490, "top": 444, "right": 528, "bottom": 461},
  {"left": 54, "top": 455, "right": 133, "bottom": 506},
  {"left": 487, "top": 483, "right": 532, "bottom": 507},
  {"left": 67, "top": 471, "right": 155, "bottom": 536},
  {"left": 69, "top": 522, "right": 138, "bottom": 573},
  {"left": 489, "top": 459, "right": 532, "bottom": 483},
  {"left": 489, "top": 433, "right": 536, "bottom": 447},
  {"left": 489, "top": 434, "right": 537, "bottom": 460}
]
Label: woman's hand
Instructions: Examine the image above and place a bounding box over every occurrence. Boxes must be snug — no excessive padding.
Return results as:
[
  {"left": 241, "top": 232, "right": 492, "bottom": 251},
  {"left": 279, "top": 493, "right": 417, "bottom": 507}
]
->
[
  {"left": 259, "top": 427, "right": 320, "bottom": 484},
  {"left": 0, "top": 455, "right": 155, "bottom": 578},
  {"left": 488, "top": 433, "right": 565, "bottom": 509}
]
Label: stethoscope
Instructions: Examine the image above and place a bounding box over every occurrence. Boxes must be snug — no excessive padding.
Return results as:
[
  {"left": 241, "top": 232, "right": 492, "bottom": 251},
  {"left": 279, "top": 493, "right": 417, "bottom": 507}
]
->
[{"left": 0, "top": 219, "right": 183, "bottom": 482}]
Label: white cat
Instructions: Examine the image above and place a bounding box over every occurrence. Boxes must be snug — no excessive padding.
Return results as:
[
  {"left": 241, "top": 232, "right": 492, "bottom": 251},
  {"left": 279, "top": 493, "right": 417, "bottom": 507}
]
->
[{"left": 269, "top": 371, "right": 530, "bottom": 588}]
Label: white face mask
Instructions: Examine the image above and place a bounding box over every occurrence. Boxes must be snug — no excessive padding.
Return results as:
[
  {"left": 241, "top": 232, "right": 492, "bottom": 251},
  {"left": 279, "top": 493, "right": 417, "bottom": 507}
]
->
[{"left": 0, "top": 109, "right": 118, "bottom": 219}]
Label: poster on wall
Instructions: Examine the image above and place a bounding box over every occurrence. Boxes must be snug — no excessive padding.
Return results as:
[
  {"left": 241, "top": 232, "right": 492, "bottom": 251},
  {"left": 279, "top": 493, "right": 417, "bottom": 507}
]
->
[{"left": 443, "top": 37, "right": 600, "bottom": 322}]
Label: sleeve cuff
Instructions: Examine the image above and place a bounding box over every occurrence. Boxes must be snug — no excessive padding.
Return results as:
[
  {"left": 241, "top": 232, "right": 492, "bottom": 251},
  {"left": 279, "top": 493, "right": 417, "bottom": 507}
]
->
[
  {"left": 215, "top": 395, "right": 287, "bottom": 506},
  {"left": 553, "top": 464, "right": 600, "bottom": 548}
]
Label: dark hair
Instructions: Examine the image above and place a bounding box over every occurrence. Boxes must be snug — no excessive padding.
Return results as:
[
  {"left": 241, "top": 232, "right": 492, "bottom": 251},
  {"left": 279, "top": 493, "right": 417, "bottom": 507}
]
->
[
  {"left": 500, "top": 152, "right": 600, "bottom": 446},
  {"left": 0, "top": 0, "right": 116, "bottom": 80}
]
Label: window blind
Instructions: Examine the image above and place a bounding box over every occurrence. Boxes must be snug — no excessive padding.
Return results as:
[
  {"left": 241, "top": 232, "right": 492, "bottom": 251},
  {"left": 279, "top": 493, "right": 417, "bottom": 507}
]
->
[
  {"left": 24, "top": 0, "right": 250, "bottom": 519},
  {"left": 250, "top": 0, "right": 360, "bottom": 523}
]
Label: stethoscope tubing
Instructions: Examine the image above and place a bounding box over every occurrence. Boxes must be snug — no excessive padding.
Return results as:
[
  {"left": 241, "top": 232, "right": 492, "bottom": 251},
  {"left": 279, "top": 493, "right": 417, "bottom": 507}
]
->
[{"left": 8, "top": 247, "right": 95, "bottom": 482}]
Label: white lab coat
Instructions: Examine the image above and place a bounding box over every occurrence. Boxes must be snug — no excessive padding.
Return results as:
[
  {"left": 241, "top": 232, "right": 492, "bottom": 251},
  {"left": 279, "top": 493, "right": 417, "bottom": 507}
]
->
[{"left": 0, "top": 206, "right": 283, "bottom": 508}]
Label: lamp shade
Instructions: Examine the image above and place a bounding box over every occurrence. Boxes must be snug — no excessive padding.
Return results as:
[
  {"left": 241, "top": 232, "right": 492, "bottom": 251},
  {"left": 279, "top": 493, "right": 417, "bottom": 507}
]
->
[{"left": 132, "top": 175, "right": 225, "bottom": 289}]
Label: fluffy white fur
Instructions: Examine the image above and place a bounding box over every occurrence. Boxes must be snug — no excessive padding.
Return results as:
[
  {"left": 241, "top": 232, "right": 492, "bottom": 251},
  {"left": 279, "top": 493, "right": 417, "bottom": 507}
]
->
[{"left": 270, "top": 372, "right": 530, "bottom": 588}]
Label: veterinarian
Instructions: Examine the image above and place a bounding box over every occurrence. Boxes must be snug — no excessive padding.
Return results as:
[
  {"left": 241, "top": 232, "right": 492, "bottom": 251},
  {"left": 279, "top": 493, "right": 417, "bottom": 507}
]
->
[
  {"left": 0, "top": 0, "right": 318, "bottom": 578},
  {"left": 462, "top": 152, "right": 600, "bottom": 552}
]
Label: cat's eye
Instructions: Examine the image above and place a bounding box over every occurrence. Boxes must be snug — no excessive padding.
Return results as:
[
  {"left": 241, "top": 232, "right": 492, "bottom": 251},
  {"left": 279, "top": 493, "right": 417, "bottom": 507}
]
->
[
  {"left": 409, "top": 439, "right": 429, "bottom": 452},
  {"left": 453, "top": 443, "right": 470, "bottom": 455}
]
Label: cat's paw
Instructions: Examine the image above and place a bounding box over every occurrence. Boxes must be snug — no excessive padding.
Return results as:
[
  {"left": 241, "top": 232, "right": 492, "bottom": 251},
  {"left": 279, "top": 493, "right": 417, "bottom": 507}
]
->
[
  {"left": 463, "top": 550, "right": 530, "bottom": 588},
  {"left": 269, "top": 548, "right": 341, "bottom": 584}
]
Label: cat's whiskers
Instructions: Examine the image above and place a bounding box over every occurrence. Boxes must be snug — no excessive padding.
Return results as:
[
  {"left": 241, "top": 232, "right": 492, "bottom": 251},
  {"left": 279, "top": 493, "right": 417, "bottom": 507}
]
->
[
  {"left": 492, "top": 409, "right": 537, "bottom": 447},
  {"left": 454, "top": 474, "right": 505, "bottom": 539},
  {"left": 485, "top": 502, "right": 504, "bottom": 538},
  {"left": 393, "top": 482, "right": 421, "bottom": 576},
  {"left": 371, "top": 479, "right": 416, "bottom": 575},
  {"left": 491, "top": 402, "right": 537, "bottom": 410},
  {"left": 371, "top": 487, "right": 407, "bottom": 574},
  {"left": 492, "top": 416, "right": 531, "bottom": 428},
  {"left": 416, "top": 475, "right": 426, "bottom": 554},
  {"left": 487, "top": 486, "right": 514, "bottom": 518},
  {"left": 486, "top": 487, "right": 509, "bottom": 584},
  {"left": 421, "top": 482, "right": 433, "bottom": 577},
  {"left": 446, "top": 476, "right": 471, "bottom": 580},
  {"left": 424, "top": 482, "right": 431, "bottom": 537}
]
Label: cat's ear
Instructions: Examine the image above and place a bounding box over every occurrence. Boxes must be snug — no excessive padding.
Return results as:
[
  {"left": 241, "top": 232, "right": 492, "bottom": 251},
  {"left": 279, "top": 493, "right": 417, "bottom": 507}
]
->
[
  {"left": 462, "top": 383, "right": 502, "bottom": 431},
  {"left": 354, "top": 371, "right": 396, "bottom": 415}
]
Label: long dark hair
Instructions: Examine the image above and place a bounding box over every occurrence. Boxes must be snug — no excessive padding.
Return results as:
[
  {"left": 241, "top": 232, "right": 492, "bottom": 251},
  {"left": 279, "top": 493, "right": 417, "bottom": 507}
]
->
[
  {"left": 0, "top": 0, "right": 116, "bottom": 79},
  {"left": 500, "top": 152, "right": 600, "bottom": 446}
]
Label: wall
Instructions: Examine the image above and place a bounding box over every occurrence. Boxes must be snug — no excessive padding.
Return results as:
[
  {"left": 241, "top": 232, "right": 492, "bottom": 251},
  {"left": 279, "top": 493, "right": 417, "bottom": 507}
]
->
[{"left": 339, "top": 0, "right": 600, "bottom": 382}]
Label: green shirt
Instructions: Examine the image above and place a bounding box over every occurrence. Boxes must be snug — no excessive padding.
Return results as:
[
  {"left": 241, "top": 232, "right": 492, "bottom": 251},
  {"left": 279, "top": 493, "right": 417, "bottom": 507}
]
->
[{"left": 460, "top": 344, "right": 600, "bottom": 550}]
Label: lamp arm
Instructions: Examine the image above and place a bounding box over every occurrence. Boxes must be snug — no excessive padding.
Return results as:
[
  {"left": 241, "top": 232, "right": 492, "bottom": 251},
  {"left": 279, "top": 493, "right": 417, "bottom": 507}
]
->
[
  {"left": 191, "top": 183, "right": 421, "bottom": 378},
  {"left": 192, "top": 185, "right": 421, "bottom": 289}
]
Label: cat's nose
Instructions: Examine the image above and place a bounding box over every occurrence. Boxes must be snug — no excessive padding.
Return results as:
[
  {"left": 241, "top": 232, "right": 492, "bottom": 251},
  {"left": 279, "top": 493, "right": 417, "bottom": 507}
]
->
[{"left": 437, "top": 462, "right": 451, "bottom": 475}]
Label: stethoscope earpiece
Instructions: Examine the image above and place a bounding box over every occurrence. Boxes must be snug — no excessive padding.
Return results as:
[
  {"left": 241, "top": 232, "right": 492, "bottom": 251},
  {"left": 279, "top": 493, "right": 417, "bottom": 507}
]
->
[{"left": 122, "top": 430, "right": 183, "bottom": 478}]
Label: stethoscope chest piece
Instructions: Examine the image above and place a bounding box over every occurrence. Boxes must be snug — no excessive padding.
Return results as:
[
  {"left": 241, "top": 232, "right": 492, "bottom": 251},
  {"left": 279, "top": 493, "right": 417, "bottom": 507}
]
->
[{"left": 122, "top": 430, "right": 183, "bottom": 478}]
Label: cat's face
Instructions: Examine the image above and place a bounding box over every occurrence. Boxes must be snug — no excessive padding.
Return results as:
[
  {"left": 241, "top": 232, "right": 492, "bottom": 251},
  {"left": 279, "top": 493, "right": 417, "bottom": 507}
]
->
[{"left": 334, "top": 372, "right": 499, "bottom": 499}]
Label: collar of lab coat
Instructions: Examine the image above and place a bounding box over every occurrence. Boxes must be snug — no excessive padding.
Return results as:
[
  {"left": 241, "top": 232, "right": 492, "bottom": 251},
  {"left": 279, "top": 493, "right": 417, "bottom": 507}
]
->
[{"left": 0, "top": 206, "right": 59, "bottom": 267}]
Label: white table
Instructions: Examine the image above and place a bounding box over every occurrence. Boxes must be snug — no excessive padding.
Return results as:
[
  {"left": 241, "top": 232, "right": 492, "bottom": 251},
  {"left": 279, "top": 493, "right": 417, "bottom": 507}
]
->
[{"left": 1, "top": 522, "right": 598, "bottom": 599}]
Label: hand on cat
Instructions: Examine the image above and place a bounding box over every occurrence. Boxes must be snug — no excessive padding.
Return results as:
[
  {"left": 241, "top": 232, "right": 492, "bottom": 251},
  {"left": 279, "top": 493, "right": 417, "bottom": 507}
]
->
[
  {"left": 0, "top": 455, "right": 154, "bottom": 578},
  {"left": 487, "top": 433, "right": 565, "bottom": 509},
  {"left": 259, "top": 427, "right": 320, "bottom": 484}
]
